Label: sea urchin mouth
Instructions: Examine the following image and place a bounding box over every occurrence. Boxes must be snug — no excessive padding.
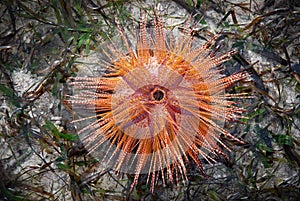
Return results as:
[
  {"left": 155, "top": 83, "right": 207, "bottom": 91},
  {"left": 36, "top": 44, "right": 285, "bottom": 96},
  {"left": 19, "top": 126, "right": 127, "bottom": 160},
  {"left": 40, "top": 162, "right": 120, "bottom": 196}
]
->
[
  {"left": 152, "top": 87, "right": 165, "bottom": 101},
  {"left": 67, "top": 12, "right": 248, "bottom": 192}
]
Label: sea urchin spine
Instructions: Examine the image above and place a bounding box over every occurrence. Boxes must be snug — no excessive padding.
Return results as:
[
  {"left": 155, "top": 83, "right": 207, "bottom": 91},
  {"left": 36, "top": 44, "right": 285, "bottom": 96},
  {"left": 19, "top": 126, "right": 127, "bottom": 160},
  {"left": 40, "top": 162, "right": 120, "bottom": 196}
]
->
[{"left": 67, "top": 12, "right": 248, "bottom": 192}]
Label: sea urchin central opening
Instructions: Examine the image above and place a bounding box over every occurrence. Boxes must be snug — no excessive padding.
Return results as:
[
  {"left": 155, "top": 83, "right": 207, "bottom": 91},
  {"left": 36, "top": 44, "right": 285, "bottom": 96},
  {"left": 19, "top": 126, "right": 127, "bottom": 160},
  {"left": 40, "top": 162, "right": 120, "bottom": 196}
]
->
[{"left": 152, "top": 89, "right": 165, "bottom": 101}]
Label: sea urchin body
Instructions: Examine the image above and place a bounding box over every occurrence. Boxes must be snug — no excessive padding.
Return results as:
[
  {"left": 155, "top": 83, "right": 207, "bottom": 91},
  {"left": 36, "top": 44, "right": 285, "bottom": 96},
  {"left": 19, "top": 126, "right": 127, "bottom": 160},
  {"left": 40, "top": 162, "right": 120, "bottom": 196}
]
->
[{"left": 67, "top": 13, "right": 248, "bottom": 191}]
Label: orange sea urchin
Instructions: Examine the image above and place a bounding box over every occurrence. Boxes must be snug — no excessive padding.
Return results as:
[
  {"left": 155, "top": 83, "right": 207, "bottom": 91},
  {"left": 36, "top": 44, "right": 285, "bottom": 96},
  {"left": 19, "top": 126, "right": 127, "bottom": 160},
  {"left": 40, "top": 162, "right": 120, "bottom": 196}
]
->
[{"left": 67, "top": 13, "right": 248, "bottom": 192}]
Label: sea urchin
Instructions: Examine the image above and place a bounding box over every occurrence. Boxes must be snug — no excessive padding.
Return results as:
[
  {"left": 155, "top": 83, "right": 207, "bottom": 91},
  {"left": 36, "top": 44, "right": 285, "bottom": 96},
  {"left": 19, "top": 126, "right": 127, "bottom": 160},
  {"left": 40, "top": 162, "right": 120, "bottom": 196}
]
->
[{"left": 67, "top": 12, "right": 248, "bottom": 192}]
